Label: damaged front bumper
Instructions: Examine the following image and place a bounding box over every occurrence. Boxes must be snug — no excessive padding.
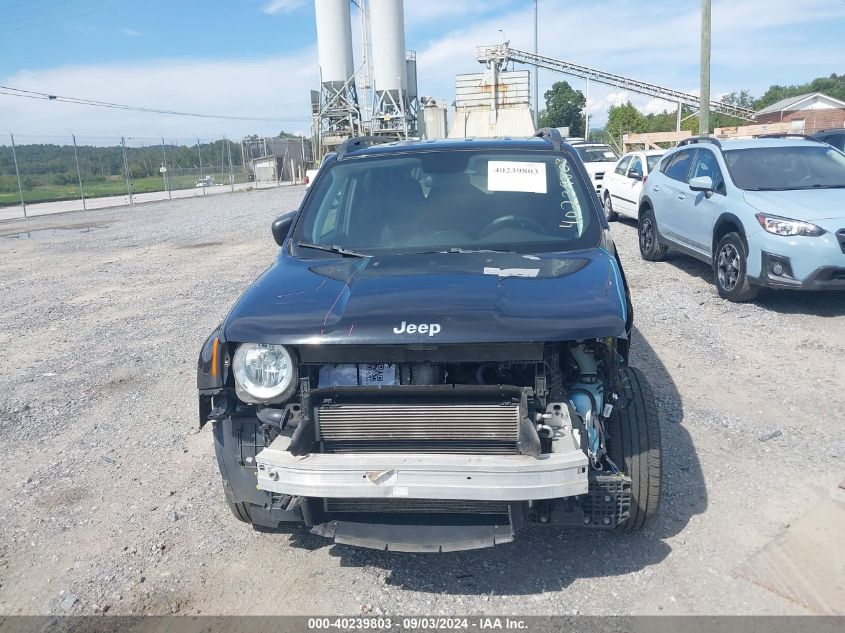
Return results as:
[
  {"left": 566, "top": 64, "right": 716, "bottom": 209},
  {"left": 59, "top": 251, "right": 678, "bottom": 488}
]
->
[{"left": 255, "top": 435, "right": 590, "bottom": 501}]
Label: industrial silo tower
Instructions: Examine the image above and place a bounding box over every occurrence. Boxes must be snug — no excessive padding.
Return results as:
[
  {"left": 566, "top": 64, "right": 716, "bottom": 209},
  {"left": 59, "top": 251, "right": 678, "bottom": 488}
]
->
[
  {"left": 313, "top": 0, "right": 361, "bottom": 152},
  {"left": 369, "top": 0, "right": 417, "bottom": 137}
]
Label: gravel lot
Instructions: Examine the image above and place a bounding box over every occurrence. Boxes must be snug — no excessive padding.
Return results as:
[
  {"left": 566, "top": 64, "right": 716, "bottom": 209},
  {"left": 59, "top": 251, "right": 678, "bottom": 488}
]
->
[{"left": 0, "top": 187, "right": 843, "bottom": 616}]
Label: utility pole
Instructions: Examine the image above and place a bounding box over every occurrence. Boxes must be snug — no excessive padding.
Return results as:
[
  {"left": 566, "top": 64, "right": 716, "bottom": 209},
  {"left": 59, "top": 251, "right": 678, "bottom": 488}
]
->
[
  {"left": 699, "top": 0, "right": 711, "bottom": 136},
  {"left": 9, "top": 132, "right": 26, "bottom": 217},
  {"left": 585, "top": 78, "right": 590, "bottom": 141},
  {"left": 72, "top": 134, "right": 86, "bottom": 210},
  {"left": 533, "top": 0, "right": 539, "bottom": 129}
]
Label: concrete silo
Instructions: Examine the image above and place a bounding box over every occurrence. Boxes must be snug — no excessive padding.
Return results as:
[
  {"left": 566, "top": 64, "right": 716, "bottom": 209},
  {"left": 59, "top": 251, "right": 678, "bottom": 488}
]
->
[
  {"left": 369, "top": 0, "right": 417, "bottom": 136},
  {"left": 313, "top": 0, "right": 361, "bottom": 153}
]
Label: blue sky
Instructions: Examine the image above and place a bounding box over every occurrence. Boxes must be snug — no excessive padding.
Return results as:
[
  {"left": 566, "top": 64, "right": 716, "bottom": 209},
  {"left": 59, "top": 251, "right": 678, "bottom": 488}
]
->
[{"left": 0, "top": 0, "right": 843, "bottom": 140}]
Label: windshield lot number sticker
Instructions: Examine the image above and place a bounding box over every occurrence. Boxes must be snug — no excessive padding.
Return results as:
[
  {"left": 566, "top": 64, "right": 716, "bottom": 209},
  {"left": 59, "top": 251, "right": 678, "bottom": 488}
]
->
[{"left": 488, "top": 161, "right": 547, "bottom": 194}]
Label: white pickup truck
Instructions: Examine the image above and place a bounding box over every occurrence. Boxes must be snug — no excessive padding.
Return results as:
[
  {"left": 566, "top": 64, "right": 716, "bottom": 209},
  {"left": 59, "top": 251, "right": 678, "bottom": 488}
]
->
[{"left": 600, "top": 150, "right": 665, "bottom": 221}]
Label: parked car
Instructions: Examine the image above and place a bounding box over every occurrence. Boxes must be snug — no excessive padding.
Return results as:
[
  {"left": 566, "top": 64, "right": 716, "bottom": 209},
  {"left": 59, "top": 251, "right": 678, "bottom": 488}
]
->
[
  {"left": 601, "top": 150, "right": 665, "bottom": 221},
  {"left": 304, "top": 168, "right": 319, "bottom": 188},
  {"left": 197, "top": 131, "right": 662, "bottom": 552},
  {"left": 195, "top": 175, "right": 215, "bottom": 188},
  {"left": 638, "top": 135, "right": 845, "bottom": 301},
  {"left": 812, "top": 128, "right": 845, "bottom": 152},
  {"left": 568, "top": 140, "right": 619, "bottom": 196}
]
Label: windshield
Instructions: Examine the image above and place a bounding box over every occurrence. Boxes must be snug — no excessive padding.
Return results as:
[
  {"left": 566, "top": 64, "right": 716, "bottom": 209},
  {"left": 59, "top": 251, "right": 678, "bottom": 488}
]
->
[
  {"left": 574, "top": 145, "right": 619, "bottom": 163},
  {"left": 723, "top": 145, "right": 845, "bottom": 190},
  {"left": 293, "top": 150, "right": 600, "bottom": 256}
]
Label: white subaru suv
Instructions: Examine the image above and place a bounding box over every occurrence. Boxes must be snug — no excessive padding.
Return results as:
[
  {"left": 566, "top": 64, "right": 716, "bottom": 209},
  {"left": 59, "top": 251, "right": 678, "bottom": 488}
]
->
[{"left": 637, "top": 136, "right": 845, "bottom": 301}]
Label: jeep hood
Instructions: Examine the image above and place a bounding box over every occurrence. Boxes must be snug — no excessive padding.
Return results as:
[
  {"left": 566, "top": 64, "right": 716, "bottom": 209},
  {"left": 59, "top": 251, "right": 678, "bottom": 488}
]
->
[
  {"left": 743, "top": 188, "right": 845, "bottom": 221},
  {"left": 222, "top": 249, "right": 628, "bottom": 345}
]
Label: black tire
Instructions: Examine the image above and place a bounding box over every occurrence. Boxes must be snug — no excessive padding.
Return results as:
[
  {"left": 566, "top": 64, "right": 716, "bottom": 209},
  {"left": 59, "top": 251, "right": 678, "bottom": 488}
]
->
[
  {"left": 638, "top": 209, "right": 668, "bottom": 261},
  {"left": 606, "top": 367, "right": 662, "bottom": 531},
  {"left": 603, "top": 193, "right": 618, "bottom": 221},
  {"left": 226, "top": 499, "right": 253, "bottom": 523},
  {"left": 222, "top": 485, "right": 253, "bottom": 524},
  {"left": 713, "top": 232, "right": 759, "bottom": 302}
]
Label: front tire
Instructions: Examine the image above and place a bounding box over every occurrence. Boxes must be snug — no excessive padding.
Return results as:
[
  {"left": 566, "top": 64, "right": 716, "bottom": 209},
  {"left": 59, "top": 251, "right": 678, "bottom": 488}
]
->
[
  {"left": 714, "top": 232, "right": 759, "bottom": 302},
  {"left": 603, "top": 193, "right": 618, "bottom": 221},
  {"left": 606, "top": 367, "right": 662, "bottom": 531},
  {"left": 638, "top": 209, "right": 668, "bottom": 261}
]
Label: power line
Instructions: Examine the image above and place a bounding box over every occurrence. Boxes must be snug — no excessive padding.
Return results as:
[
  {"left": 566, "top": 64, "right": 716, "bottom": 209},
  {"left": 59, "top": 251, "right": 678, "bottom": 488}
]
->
[{"left": 0, "top": 84, "right": 308, "bottom": 123}]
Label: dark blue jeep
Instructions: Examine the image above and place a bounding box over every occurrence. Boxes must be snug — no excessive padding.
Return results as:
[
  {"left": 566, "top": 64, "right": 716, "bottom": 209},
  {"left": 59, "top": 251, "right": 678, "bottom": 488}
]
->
[{"left": 197, "top": 130, "right": 662, "bottom": 552}]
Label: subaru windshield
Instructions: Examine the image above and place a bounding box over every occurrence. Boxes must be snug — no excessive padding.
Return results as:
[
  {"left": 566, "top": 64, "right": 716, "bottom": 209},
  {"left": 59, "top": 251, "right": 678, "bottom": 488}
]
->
[
  {"left": 724, "top": 144, "right": 845, "bottom": 191},
  {"left": 292, "top": 149, "right": 601, "bottom": 256}
]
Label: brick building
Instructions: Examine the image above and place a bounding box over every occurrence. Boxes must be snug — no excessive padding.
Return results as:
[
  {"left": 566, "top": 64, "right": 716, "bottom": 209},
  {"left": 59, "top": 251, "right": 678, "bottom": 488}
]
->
[{"left": 755, "top": 92, "right": 845, "bottom": 132}]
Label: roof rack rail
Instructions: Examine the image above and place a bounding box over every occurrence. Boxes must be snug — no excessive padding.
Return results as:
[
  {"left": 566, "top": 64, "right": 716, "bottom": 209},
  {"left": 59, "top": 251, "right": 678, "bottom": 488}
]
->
[
  {"left": 336, "top": 135, "right": 392, "bottom": 159},
  {"left": 677, "top": 136, "right": 723, "bottom": 149},
  {"left": 755, "top": 133, "right": 817, "bottom": 141},
  {"left": 534, "top": 127, "right": 563, "bottom": 151}
]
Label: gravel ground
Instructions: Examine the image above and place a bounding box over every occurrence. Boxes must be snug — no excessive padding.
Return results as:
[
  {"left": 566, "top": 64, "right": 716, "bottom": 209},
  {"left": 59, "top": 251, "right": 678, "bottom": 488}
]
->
[{"left": 0, "top": 187, "right": 843, "bottom": 616}]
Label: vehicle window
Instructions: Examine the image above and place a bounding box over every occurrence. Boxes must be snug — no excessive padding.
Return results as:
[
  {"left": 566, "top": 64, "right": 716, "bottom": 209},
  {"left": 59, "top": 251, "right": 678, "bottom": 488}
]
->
[
  {"left": 574, "top": 145, "right": 619, "bottom": 163},
  {"left": 628, "top": 157, "right": 643, "bottom": 178},
  {"left": 615, "top": 156, "right": 632, "bottom": 175},
  {"left": 294, "top": 150, "right": 601, "bottom": 255},
  {"left": 689, "top": 149, "right": 726, "bottom": 195},
  {"left": 663, "top": 150, "right": 694, "bottom": 183},
  {"left": 828, "top": 134, "right": 845, "bottom": 152},
  {"left": 723, "top": 145, "right": 845, "bottom": 190},
  {"left": 646, "top": 154, "right": 662, "bottom": 173}
]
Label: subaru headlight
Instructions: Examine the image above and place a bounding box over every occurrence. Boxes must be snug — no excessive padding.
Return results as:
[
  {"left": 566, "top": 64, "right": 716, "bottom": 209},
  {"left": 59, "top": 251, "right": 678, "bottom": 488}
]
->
[
  {"left": 755, "top": 213, "right": 825, "bottom": 237},
  {"left": 232, "top": 343, "right": 297, "bottom": 403}
]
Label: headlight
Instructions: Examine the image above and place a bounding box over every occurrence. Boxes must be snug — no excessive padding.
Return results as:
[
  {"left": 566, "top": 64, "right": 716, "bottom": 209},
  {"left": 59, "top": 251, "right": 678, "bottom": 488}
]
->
[
  {"left": 232, "top": 343, "right": 297, "bottom": 403},
  {"left": 755, "top": 213, "right": 825, "bottom": 237}
]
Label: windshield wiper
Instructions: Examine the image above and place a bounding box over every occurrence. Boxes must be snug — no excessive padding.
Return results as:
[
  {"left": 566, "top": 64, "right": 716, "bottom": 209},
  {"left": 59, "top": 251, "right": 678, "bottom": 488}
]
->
[
  {"left": 409, "top": 247, "right": 518, "bottom": 255},
  {"left": 296, "top": 241, "right": 370, "bottom": 258}
]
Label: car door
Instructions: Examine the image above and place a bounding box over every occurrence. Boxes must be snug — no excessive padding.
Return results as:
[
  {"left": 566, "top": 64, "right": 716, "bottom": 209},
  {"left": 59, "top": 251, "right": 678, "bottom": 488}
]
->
[
  {"left": 652, "top": 149, "right": 695, "bottom": 240},
  {"left": 607, "top": 155, "right": 632, "bottom": 212},
  {"left": 683, "top": 148, "right": 727, "bottom": 254},
  {"left": 623, "top": 155, "right": 645, "bottom": 217}
]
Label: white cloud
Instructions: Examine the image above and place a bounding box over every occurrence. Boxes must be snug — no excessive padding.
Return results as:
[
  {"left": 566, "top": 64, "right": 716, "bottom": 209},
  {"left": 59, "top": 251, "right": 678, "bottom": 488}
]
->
[
  {"left": 0, "top": 51, "right": 318, "bottom": 139},
  {"left": 262, "top": 0, "right": 306, "bottom": 15},
  {"left": 121, "top": 28, "right": 143, "bottom": 38}
]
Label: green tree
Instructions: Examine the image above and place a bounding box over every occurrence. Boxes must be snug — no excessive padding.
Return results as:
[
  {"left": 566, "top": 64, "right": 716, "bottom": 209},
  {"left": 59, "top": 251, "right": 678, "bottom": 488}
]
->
[
  {"left": 605, "top": 102, "right": 647, "bottom": 142},
  {"left": 754, "top": 74, "right": 845, "bottom": 110},
  {"left": 539, "top": 81, "right": 586, "bottom": 135}
]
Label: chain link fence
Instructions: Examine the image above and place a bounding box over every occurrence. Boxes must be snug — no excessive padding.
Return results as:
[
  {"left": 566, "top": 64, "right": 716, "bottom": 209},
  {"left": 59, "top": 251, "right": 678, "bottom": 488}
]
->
[{"left": 0, "top": 133, "right": 310, "bottom": 221}]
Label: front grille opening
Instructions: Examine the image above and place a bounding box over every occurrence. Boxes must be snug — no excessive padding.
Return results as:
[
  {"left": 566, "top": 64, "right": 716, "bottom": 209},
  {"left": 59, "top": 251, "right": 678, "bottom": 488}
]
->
[{"left": 325, "top": 498, "right": 510, "bottom": 515}]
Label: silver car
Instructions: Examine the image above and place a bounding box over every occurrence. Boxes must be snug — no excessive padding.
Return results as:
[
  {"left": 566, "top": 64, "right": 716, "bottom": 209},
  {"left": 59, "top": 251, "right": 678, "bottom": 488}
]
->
[{"left": 638, "top": 135, "right": 845, "bottom": 301}]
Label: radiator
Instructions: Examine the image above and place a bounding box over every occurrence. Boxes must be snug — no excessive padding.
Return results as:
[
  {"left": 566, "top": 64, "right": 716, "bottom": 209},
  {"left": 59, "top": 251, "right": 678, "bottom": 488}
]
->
[{"left": 317, "top": 402, "right": 520, "bottom": 454}]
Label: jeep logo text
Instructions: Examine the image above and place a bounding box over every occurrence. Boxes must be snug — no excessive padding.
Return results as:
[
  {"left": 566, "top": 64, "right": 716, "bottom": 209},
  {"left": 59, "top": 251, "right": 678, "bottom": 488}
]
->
[{"left": 393, "top": 321, "right": 441, "bottom": 336}]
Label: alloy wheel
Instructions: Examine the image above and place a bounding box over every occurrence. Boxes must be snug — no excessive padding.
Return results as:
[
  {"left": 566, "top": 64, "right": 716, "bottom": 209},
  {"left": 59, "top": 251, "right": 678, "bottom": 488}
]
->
[
  {"left": 717, "top": 243, "right": 741, "bottom": 291},
  {"left": 640, "top": 218, "right": 655, "bottom": 253}
]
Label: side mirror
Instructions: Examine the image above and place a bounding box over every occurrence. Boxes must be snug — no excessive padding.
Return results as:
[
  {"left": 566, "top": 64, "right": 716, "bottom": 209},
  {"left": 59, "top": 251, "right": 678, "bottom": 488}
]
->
[
  {"left": 271, "top": 211, "right": 296, "bottom": 247},
  {"left": 688, "top": 175, "right": 714, "bottom": 192},
  {"left": 628, "top": 170, "right": 643, "bottom": 181}
]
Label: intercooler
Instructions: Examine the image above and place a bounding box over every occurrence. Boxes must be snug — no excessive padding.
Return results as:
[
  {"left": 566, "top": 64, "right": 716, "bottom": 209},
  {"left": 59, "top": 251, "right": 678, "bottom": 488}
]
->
[{"left": 317, "top": 401, "right": 521, "bottom": 455}]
